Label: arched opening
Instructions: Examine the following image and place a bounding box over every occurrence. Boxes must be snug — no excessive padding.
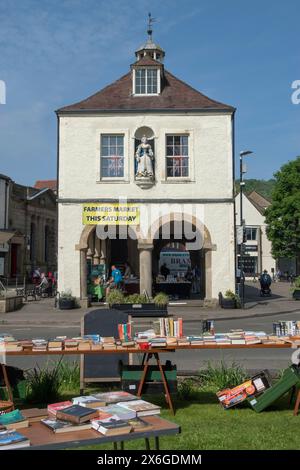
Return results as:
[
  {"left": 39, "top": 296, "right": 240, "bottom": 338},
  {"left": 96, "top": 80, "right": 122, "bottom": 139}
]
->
[
  {"left": 78, "top": 225, "right": 139, "bottom": 301},
  {"left": 149, "top": 214, "right": 212, "bottom": 300}
]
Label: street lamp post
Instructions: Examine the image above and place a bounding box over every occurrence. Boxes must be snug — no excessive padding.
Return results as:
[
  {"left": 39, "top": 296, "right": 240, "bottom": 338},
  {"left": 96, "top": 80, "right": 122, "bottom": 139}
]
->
[{"left": 239, "top": 150, "right": 253, "bottom": 308}]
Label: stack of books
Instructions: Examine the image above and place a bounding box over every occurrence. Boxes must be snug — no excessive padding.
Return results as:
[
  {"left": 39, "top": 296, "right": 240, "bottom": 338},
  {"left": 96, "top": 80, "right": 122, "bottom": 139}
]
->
[
  {"left": 42, "top": 403, "right": 99, "bottom": 434},
  {"left": 153, "top": 318, "right": 183, "bottom": 338},
  {"left": 92, "top": 391, "right": 138, "bottom": 405},
  {"left": 118, "top": 322, "right": 132, "bottom": 342},
  {"left": 273, "top": 321, "right": 300, "bottom": 337},
  {"left": 0, "top": 409, "right": 29, "bottom": 430},
  {"left": 48, "top": 340, "right": 63, "bottom": 351},
  {"left": 0, "top": 430, "right": 30, "bottom": 449},
  {"left": 101, "top": 337, "right": 116, "bottom": 350},
  {"left": 32, "top": 338, "right": 48, "bottom": 352}
]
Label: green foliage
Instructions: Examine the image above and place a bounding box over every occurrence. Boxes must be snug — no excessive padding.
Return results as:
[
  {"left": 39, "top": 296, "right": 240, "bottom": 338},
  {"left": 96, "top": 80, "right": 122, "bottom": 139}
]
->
[
  {"left": 60, "top": 289, "right": 75, "bottom": 300},
  {"left": 125, "top": 293, "right": 149, "bottom": 304},
  {"left": 178, "top": 378, "right": 197, "bottom": 400},
  {"left": 56, "top": 361, "right": 80, "bottom": 391},
  {"left": 224, "top": 289, "right": 236, "bottom": 299},
  {"left": 265, "top": 156, "right": 300, "bottom": 260},
  {"left": 235, "top": 179, "right": 275, "bottom": 200},
  {"left": 25, "top": 361, "right": 62, "bottom": 404},
  {"left": 224, "top": 290, "right": 241, "bottom": 307},
  {"left": 293, "top": 276, "right": 300, "bottom": 288},
  {"left": 198, "top": 361, "right": 247, "bottom": 391},
  {"left": 153, "top": 292, "right": 169, "bottom": 306},
  {"left": 106, "top": 289, "right": 125, "bottom": 306}
]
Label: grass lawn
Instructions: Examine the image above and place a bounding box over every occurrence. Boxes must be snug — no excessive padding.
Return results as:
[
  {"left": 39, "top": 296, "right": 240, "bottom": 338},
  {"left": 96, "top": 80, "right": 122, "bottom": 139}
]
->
[{"left": 74, "top": 389, "right": 300, "bottom": 451}]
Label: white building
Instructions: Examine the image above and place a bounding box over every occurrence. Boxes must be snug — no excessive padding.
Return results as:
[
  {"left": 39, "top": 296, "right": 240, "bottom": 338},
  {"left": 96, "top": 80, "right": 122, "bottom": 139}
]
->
[
  {"left": 235, "top": 191, "right": 276, "bottom": 276},
  {"left": 56, "top": 29, "right": 236, "bottom": 306}
]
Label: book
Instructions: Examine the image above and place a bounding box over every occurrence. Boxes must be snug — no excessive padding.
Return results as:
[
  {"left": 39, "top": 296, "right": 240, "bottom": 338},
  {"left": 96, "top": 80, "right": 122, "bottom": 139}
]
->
[
  {"left": 96, "top": 404, "right": 136, "bottom": 420},
  {"left": 56, "top": 404, "right": 99, "bottom": 424},
  {"left": 91, "top": 416, "right": 132, "bottom": 436},
  {"left": 5, "top": 420, "right": 29, "bottom": 430},
  {"left": 21, "top": 408, "right": 48, "bottom": 423},
  {"left": 0, "top": 430, "right": 30, "bottom": 449},
  {"left": 41, "top": 418, "right": 92, "bottom": 433},
  {"left": 127, "top": 417, "right": 153, "bottom": 432},
  {"left": 118, "top": 399, "right": 161, "bottom": 417},
  {"left": 72, "top": 396, "right": 106, "bottom": 408},
  {"left": 0, "top": 409, "right": 26, "bottom": 426},
  {"left": 47, "top": 401, "right": 72, "bottom": 417},
  {"left": 92, "top": 391, "right": 138, "bottom": 405}
]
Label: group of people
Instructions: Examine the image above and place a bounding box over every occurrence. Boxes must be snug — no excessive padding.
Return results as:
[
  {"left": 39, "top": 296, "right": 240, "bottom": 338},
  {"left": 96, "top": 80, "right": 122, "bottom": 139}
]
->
[{"left": 31, "top": 268, "right": 57, "bottom": 295}]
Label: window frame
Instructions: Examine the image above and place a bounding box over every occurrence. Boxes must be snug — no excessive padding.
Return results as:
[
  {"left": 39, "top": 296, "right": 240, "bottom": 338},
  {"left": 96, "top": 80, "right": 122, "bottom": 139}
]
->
[
  {"left": 133, "top": 68, "right": 160, "bottom": 96},
  {"left": 165, "top": 134, "right": 190, "bottom": 179},
  {"left": 100, "top": 134, "right": 125, "bottom": 180}
]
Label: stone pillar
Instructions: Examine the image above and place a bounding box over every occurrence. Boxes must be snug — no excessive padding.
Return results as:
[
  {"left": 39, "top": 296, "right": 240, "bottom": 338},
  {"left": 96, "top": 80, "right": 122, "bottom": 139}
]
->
[
  {"left": 100, "top": 240, "right": 107, "bottom": 265},
  {"left": 80, "top": 248, "right": 88, "bottom": 300},
  {"left": 94, "top": 235, "right": 101, "bottom": 264},
  {"left": 138, "top": 240, "right": 153, "bottom": 297}
]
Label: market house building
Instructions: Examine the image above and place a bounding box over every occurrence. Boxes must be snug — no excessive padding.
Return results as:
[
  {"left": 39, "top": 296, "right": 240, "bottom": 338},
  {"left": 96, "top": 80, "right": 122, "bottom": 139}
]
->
[{"left": 56, "top": 27, "right": 236, "bottom": 306}]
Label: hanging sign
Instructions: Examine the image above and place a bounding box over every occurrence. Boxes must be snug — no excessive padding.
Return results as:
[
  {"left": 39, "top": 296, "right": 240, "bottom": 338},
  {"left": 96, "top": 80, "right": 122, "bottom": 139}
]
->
[{"left": 82, "top": 203, "right": 140, "bottom": 225}]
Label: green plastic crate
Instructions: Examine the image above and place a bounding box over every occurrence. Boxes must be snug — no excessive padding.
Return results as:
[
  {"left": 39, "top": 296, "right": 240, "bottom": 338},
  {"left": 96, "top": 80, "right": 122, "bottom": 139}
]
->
[{"left": 248, "top": 365, "right": 300, "bottom": 412}]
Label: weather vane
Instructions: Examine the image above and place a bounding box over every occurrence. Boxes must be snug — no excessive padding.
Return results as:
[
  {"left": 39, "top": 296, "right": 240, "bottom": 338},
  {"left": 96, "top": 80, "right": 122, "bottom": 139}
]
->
[{"left": 147, "top": 12, "right": 156, "bottom": 41}]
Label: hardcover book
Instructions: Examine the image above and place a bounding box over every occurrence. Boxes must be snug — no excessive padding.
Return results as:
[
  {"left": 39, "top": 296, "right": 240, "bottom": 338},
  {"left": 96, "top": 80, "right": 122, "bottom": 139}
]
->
[
  {"left": 91, "top": 416, "right": 132, "bottom": 436},
  {"left": 56, "top": 404, "right": 99, "bottom": 424},
  {"left": 118, "top": 400, "right": 161, "bottom": 417},
  {"left": 92, "top": 391, "right": 138, "bottom": 405},
  {"left": 41, "top": 418, "right": 92, "bottom": 433},
  {"left": 47, "top": 401, "right": 72, "bottom": 417}
]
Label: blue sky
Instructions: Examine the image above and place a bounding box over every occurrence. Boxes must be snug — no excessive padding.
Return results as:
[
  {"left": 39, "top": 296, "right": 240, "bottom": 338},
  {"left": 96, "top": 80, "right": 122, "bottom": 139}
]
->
[{"left": 0, "top": 0, "right": 299, "bottom": 185}]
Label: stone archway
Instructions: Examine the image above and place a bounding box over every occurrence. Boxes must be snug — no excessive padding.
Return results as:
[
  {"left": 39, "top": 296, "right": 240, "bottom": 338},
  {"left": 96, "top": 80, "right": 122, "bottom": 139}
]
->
[{"left": 147, "top": 212, "right": 214, "bottom": 300}]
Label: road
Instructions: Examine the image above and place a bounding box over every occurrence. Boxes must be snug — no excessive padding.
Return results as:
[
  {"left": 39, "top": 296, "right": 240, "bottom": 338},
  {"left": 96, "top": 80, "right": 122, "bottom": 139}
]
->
[{"left": 1, "top": 309, "right": 299, "bottom": 374}]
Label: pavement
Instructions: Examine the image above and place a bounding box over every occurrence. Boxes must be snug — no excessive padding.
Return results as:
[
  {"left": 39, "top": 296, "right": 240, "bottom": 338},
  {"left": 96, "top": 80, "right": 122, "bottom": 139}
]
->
[{"left": 0, "top": 280, "right": 298, "bottom": 327}]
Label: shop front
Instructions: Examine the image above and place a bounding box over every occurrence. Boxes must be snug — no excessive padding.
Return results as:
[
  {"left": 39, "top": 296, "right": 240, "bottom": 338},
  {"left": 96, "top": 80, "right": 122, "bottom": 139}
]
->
[{"left": 74, "top": 202, "right": 215, "bottom": 303}]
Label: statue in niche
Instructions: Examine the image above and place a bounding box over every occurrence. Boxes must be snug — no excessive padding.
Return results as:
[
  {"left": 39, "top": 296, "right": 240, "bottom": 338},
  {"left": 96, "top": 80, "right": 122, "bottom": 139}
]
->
[{"left": 135, "top": 135, "right": 154, "bottom": 178}]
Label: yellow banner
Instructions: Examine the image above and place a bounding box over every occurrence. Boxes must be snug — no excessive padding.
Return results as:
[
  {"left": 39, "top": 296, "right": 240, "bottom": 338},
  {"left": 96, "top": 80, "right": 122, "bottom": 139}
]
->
[{"left": 82, "top": 203, "right": 140, "bottom": 225}]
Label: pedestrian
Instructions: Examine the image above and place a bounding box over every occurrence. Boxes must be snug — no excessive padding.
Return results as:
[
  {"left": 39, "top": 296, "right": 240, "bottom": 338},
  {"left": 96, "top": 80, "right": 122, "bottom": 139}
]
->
[{"left": 106, "top": 265, "right": 123, "bottom": 296}]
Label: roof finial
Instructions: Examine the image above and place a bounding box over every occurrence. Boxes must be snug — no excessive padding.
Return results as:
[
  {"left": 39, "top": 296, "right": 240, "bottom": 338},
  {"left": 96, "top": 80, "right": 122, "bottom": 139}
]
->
[{"left": 147, "top": 12, "right": 155, "bottom": 42}]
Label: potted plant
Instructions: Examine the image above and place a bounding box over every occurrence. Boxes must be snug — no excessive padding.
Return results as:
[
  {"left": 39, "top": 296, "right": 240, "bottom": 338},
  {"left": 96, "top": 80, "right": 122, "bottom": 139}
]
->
[
  {"left": 219, "top": 290, "right": 239, "bottom": 309},
  {"left": 291, "top": 276, "right": 300, "bottom": 300},
  {"left": 108, "top": 290, "right": 169, "bottom": 317},
  {"left": 58, "top": 290, "right": 76, "bottom": 310}
]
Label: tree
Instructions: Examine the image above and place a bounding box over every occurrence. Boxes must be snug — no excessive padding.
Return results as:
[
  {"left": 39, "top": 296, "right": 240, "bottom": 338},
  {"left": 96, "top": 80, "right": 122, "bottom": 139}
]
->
[{"left": 265, "top": 157, "right": 300, "bottom": 273}]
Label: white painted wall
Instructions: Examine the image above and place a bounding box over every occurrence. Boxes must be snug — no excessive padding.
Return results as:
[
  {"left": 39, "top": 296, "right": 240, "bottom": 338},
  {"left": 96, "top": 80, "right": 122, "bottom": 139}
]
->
[
  {"left": 58, "top": 111, "right": 235, "bottom": 298},
  {"left": 58, "top": 112, "right": 233, "bottom": 200}
]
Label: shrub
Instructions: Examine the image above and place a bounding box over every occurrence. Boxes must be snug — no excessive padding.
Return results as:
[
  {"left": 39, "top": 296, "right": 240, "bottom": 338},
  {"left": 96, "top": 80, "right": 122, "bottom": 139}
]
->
[
  {"left": 60, "top": 289, "right": 75, "bottom": 300},
  {"left": 199, "top": 361, "right": 247, "bottom": 391},
  {"left": 56, "top": 360, "right": 80, "bottom": 392},
  {"left": 178, "top": 378, "right": 197, "bottom": 400},
  {"left": 106, "top": 289, "right": 125, "bottom": 306},
  {"left": 125, "top": 293, "right": 149, "bottom": 304},
  {"left": 153, "top": 292, "right": 169, "bottom": 306},
  {"left": 25, "top": 361, "right": 62, "bottom": 404}
]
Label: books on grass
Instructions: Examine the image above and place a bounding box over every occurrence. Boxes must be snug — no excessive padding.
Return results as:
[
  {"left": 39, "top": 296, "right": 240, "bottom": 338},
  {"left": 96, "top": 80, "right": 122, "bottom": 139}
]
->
[
  {"left": 0, "top": 430, "right": 30, "bottom": 449},
  {"left": 96, "top": 404, "right": 136, "bottom": 420},
  {"left": 92, "top": 391, "right": 138, "bottom": 405},
  {"left": 41, "top": 418, "right": 91, "bottom": 434},
  {"left": 56, "top": 404, "right": 99, "bottom": 424},
  {"left": 91, "top": 416, "right": 132, "bottom": 436},
  {"left": 47, "top": 401, "right": 72, "bottom": 417},
  {"left": 118, "top": 399, "right": 161, "bottom": 417}
]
